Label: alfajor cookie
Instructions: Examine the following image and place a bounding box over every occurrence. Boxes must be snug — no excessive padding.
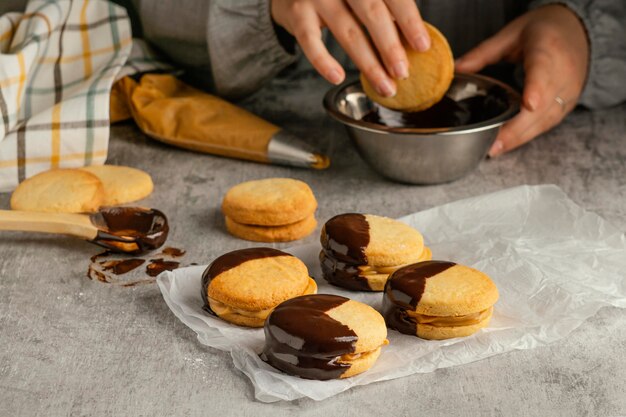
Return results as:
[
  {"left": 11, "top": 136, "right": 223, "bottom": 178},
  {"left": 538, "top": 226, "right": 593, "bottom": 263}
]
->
[
  {"left": 320, "top": 213, "right": 431, "bottom": 291},
  {"left": 361, "top": 22, "right": 454, "bottom": 112},
  {"left": 262, "top": 294, "right": 388, "bottom": 380},
  {"left": 383, "top": 261, "right": 499, "bottom": 340},
  {"left": 222, "top": 178, "right": 317, "bottom": 226},
  {"left": 10, "top": 169, "right": 104, "bottom": 213},
  {"left": 201, "top": 247, "right": 317, "bottom": 327},
  {"left": 224, "top": 215, "right": 317, "bottom": 243},
  {"left": 80, "top": 165, "right": 153, "bottom": 206}
]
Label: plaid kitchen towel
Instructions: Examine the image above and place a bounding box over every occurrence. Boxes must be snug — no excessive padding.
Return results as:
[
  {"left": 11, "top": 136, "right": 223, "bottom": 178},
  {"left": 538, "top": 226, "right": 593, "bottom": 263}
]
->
[{"left": 0, "top": 0, "right": 164, "bottom": 192}]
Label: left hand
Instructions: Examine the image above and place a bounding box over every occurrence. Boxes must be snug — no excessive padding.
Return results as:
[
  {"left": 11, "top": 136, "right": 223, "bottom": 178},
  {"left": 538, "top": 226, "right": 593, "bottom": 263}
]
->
[{"left": 455, "top": 5, "right": 589, "bottom": 157}]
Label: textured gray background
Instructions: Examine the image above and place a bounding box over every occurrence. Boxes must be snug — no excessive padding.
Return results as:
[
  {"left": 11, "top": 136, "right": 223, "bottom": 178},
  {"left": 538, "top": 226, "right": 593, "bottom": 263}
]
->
[{"left": 1, "top": 73, "right": 625, "bottom": 416}]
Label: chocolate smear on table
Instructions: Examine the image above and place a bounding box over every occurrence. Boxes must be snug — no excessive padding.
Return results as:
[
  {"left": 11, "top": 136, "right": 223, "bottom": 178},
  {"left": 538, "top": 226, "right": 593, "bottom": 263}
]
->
[
  {"left": 87, "top": 246, "right": 186, "bottom": 287},
  {"left": 261, "top": 294, "right": 358, "bottom": 380},
  {"left": 320, "top": 213, "right": 372, "bottom": 290},
  {"left": 382, "top": 261, "right": 456, "bottom": 334},
  {"left": 201, "top": 247, "right": 289, "bottom": 315}
]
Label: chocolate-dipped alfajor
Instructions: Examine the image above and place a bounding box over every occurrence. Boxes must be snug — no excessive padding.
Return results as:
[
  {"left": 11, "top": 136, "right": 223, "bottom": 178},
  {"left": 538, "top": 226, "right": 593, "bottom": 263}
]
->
[
  {"left": 383, "top": 261, "right": 499, "bottom": 340},
  {"left": 320, "top": 213, "right": 432, "bottom": 291},
  {"left": 201, "top": 248, "right": 317, "bottom": 327},
  {"left": 261, "top": 294, "right": 388, "bottom": 380}
]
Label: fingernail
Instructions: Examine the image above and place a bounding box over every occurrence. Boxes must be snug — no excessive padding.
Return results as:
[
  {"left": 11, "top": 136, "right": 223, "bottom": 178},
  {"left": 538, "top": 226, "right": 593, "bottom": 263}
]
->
[
  {"left": 327, "top": 69, "right": 343, "bottom": 85},
  {"left": 413, "top": 34, "right": 430, "bottom": 52},
  {"left": 392, "top": 61, "right": 408, "bottom": 79},
  {"left": 377, "top": 79, "right": 396, "bottom": 97},
  {"left": 489, "top": 140, "right": 504, "bottom": 158}
]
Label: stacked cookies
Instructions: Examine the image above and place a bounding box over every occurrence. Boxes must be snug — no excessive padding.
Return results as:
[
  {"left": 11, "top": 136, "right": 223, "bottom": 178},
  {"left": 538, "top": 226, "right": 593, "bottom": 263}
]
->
[
  {"left": 10, "top": 165, "right": 153, "bottom": 213},
  {"left": 320, "top": 213, "right": 432, "bottom": 291},
  {"left": 221, "top": 178, "right": 317, "bottom": 242}
]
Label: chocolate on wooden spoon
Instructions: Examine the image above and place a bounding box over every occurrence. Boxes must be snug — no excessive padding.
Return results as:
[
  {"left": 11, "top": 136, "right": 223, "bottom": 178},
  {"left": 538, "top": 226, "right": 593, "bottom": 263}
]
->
[{"left": 0, "top": 207, "right": 169, "bottom": 255}]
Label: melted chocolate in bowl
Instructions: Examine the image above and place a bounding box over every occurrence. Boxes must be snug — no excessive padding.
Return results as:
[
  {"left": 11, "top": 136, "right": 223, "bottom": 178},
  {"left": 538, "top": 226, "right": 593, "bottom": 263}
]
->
[
  {"left": 89, "top": 207, "right": 169, "bottom": 254},
  {"left": 361, "top": 84, "right": 510, "bottom": 129}
]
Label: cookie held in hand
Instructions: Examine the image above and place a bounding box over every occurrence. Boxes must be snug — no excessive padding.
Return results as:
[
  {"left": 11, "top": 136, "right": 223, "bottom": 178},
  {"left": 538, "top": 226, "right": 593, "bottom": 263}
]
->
[{"left": 361, "top": 22, "right": 454, "bottom": 112}]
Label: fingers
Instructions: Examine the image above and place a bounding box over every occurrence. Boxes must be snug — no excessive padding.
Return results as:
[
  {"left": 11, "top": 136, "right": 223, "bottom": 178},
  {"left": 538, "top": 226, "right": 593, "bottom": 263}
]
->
[
  {"left": 383, "top": 0, "right": 430, "bottom": 51},
  {"left": 521, "top": 46, "right": 555, "bottom": 111},
  {"left": 318, "top": 0, "right": 396, "bottom": 96},
  {"left": 289, "top": 3, "right": 345, "bottom": 85},
  {"left": 488, "top": 99, "right": 569, "bottom": 157},
  {"left": 347, "top": 0, "right": 408, "bottom": 79},
  {"left": 455, "top": 18, "right": 524, "bottom": 73}
]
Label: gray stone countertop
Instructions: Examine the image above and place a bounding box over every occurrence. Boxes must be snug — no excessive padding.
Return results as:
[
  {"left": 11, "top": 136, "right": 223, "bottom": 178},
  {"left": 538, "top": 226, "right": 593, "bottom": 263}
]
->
[{"left": 1, "top": 73, "right": 625, "bottom": 416}]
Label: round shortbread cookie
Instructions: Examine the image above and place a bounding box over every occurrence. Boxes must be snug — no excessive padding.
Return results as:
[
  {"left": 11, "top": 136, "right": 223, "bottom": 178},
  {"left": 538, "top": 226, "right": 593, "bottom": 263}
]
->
[
  {"left": 262, "top": 294, "right": 388, "bottom": 379},
  {"left": 222, "top": 178, "right": 317, "bottom": 226},
  {"left": 10, "top": 169, "right": 104, "bottom": 213},
  {"left": 383, "top": 261, "right": 499, "bottom": 339},
  {"left": 80, "top": 165, "right": 153, "bottom": 206},
  {"left": 225, "top": 215, "right": 317, "bottom": 242},
  {"left": 204, "top": 248, "right": 313, "bottom": 313},
  {"left": 361, "top": 22, "right": 454, "bottom": 112}
]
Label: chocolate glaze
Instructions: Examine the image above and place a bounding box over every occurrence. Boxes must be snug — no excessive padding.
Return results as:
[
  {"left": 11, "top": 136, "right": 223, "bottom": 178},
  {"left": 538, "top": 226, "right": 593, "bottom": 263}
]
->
[
  {"left": 362, "top": 86, "right": 509, "bottom": 129},
  {"left": 201, "top": 247, "right": 290, "bottom": 314},
  {"left": 382, "top": 261, "right": 456, "bottom": 335},
  {"left": 100, "top": 258, "right": 146, "bottom": 275},
  {"left": 319, "top": 250, "right": 371, "bottom": 291},
  {"left": 320, "top": 213, "right": 372, "bottom": 290},
  {"left": 146, "top": 259, "right": 180, "bottom": 277},
  {"left": 89, "top": 207, "right": 169, "bottom": 255},
  {"left": 261, "top": 294, "right": 357, "bottom": 380},
  {"left": 160, "top": 247, "right": 186, "bottom": 257}
]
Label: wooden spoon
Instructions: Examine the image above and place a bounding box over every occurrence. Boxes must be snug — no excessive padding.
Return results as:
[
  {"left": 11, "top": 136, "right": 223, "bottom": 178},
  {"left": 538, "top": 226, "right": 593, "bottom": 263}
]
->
[{"left": 0, "top": 207, "right": 169, "bottom": 254}]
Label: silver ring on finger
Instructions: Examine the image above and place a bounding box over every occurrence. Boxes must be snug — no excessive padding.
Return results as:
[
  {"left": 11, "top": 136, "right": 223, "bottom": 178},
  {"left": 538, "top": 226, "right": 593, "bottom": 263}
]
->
[{"left": 555, "top": 95, "right": 567, "bottom": 112}]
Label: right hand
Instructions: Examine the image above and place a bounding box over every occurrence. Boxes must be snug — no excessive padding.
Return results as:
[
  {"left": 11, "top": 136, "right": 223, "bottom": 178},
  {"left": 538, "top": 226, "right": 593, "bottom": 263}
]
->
[{"left": 271, "top": 0, "right": 431, "bottom": 97}]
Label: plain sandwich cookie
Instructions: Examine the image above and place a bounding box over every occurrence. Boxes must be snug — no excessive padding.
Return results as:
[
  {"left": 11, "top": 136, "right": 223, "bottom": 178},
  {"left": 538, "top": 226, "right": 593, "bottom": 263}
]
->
[
  {"left": 201, "top": 247, "right": 317, "bottom": 327},
  {"left": 383, "top": 261, "right": 499, "bottom": 340},
  {"left": 261, "top": 294, "right": 388, "bottom": 380},
  {"left": 320, "top": 213, "right": 431, "bottom": 291}
]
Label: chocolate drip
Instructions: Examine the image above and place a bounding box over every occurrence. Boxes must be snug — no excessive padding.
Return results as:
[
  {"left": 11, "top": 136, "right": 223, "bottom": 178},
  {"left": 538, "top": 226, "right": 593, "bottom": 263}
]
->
[
  {"left": 160, "top": 247, "right": 186, "bottom": 257},
  {"left": 146, "top": 259, "right": 180, "bottom": 277},
  {"left": 90, "top": 207, "right": 169, "bottom": 254},
  {"left": 201, "top": 247, "right": 290, "bottom": 314},
  {"left": 100, "top": 258, "right": 145, "bottom": 275},
  {"left": 361, "top": 86, "right": 509, "bottom": 129},
  {"left": 320, "top": 213, "right": 372, "bottom": 290},
  {"left": 383, "top": 261, "right": 456, "bottom": 335},
  {"left": 261, "top": 294, "right": 357, "bottom": 380}
]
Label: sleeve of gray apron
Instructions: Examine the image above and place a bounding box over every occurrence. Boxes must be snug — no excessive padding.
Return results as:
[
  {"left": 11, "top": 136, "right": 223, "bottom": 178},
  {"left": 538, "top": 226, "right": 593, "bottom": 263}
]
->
[
  {"left": 529, "top": 0, "right": 626, "bottom": 109},
  {"left": 207, "top": 0, "right": 299, "bottom": 99}
]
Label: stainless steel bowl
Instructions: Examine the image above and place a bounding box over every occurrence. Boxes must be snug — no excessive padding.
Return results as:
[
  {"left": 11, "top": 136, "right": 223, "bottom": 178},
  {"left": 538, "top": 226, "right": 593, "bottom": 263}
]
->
[{"left": 323, "top": 73, "right": 520, "bottom": 184}]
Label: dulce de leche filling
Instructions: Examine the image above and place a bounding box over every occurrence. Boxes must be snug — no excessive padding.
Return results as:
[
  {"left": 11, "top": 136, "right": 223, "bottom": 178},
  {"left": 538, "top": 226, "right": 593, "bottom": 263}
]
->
[
  {"left": 208, "top": 278, "right": 317, "bottom": 320},
  {"left": 407, "top": 306, "right": 493, "bottom": 327}
]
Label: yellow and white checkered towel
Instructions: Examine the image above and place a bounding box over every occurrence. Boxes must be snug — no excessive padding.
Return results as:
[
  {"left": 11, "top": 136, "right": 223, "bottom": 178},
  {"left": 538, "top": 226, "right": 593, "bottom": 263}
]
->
[{"left": 0, "top": 0, "right": 167, "bottom": 192}]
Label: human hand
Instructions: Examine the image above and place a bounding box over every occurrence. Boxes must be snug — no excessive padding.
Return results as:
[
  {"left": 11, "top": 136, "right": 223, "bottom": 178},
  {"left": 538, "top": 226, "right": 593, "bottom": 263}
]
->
[
  {"left": 455, "top": 5, "right": 589, "bottom": 157},
  {"left": 271, "top": 0, "right": 431, "bottom": 97}
]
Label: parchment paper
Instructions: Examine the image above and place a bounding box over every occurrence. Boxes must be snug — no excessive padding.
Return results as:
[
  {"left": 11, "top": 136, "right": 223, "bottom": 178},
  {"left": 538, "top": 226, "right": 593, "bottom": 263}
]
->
[{"left": 157, "top": 185, "right": 626, "bottom": 402}]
